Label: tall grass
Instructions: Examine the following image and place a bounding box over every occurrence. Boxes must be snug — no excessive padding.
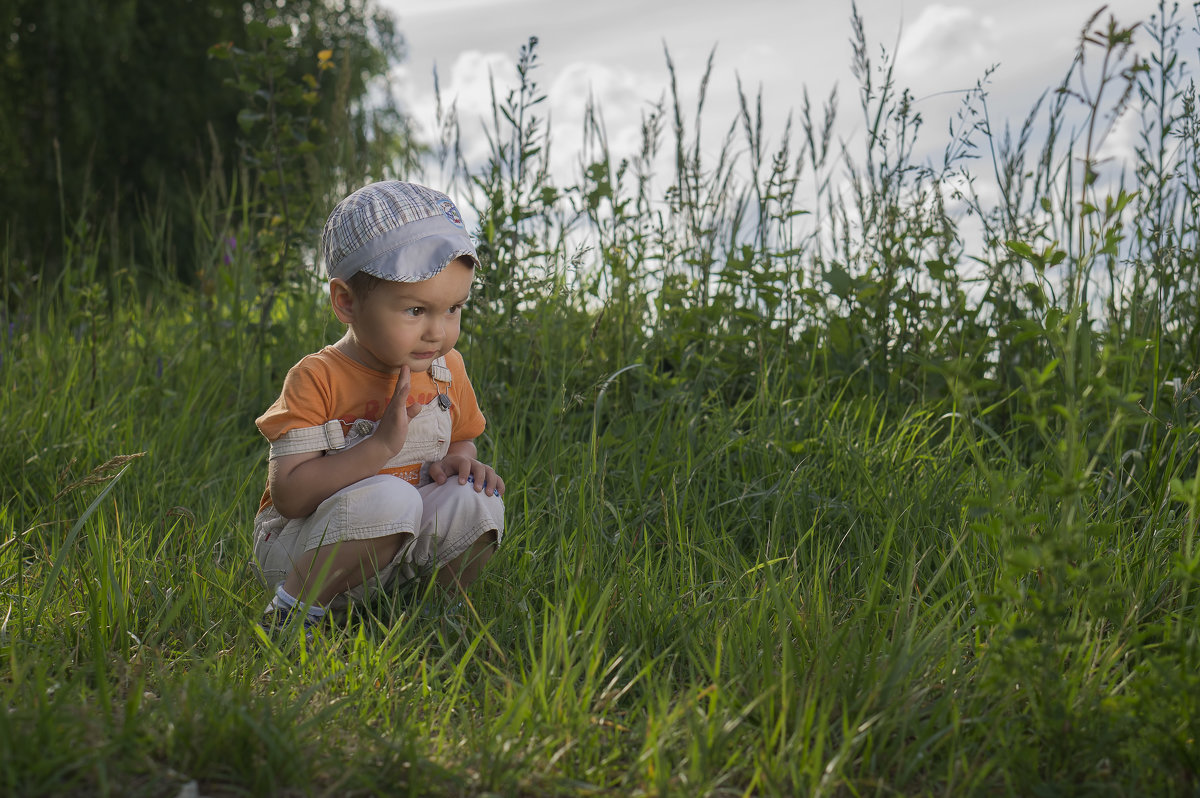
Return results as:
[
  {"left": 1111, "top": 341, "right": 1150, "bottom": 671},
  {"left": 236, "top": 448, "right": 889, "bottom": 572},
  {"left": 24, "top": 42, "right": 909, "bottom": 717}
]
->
[{"left": 2, "top": 3, "right": 1199, "bottom": 795}]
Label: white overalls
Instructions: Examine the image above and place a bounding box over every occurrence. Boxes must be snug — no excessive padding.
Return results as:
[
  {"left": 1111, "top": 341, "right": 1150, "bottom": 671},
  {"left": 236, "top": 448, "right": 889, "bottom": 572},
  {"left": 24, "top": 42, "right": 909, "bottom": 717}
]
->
[{"left": 250, "top": 358, "right": 504, "bottom": 609}]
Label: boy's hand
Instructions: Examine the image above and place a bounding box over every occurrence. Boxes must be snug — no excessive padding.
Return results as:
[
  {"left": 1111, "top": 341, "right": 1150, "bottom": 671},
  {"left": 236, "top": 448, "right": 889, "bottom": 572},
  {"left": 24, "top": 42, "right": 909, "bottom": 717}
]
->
[
  {"left": 373, "top": 366, "right": 424, "bottom": 455},
  {"left": 430, "top": 454, "right": 504, "bottom": 497}
]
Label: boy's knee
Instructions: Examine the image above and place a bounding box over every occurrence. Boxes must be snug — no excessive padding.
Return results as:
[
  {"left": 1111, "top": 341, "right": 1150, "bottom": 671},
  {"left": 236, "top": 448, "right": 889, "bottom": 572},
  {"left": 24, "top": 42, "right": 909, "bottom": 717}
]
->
[
  {"left": 338, "top": 474, "right": 423, "bottom": 524},
  {"left": 430, "top": 478, "right": 504, "bottom": 512},
  {"left": 418, "top": 479, "right": 505, "bottom": 550},
  {"left": 301, "top": 475, "right": 423, "bottom": 552},
  {"left": 362, "top": 474, "right": 421, "bottom": 510}
]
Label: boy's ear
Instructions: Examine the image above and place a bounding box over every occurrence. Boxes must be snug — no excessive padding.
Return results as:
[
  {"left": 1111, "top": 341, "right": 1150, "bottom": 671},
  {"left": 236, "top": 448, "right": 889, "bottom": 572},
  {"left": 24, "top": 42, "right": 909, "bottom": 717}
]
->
[{"left": 329, "top": 278, "right": 356, "bottom": 324}]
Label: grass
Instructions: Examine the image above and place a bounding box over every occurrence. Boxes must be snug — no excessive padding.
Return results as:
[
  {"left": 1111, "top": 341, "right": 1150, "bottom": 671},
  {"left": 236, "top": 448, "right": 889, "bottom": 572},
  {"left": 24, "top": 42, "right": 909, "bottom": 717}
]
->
[
  {"left": 4, "top": 3, "right": 1200, "bottom": 796},
  {"left": 2, "top": 269, "right": 1191, "bottom": 795}
]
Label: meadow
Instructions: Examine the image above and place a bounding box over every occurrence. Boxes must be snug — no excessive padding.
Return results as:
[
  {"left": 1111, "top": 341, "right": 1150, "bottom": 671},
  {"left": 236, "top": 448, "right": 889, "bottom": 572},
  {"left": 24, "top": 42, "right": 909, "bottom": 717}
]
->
[{"left": 2, "top": 5, "right": 1200, "bottom": 795}]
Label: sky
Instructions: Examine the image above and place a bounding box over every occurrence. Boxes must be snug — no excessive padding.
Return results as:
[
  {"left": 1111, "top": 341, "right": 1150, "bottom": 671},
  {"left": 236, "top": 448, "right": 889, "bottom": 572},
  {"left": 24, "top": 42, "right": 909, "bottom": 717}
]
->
[{"left": 380, "top": 0, "right": 1192, "bottom": 205}]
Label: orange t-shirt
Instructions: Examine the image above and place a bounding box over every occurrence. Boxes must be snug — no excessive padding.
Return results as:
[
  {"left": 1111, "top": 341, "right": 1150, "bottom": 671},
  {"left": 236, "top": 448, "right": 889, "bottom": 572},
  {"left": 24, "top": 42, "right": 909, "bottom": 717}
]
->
[{"left": 255, "top": 346, "right": 486, "bottom": 512}]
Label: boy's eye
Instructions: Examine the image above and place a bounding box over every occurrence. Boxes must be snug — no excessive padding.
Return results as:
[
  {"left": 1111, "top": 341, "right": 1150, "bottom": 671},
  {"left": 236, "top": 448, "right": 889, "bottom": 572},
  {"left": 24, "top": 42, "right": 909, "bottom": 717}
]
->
[
  {"left": 448, "top": 304, "right": 463, "bottom": 314},
  {"left": 404, "top": 307, "right": 425, "bottom": 317}
]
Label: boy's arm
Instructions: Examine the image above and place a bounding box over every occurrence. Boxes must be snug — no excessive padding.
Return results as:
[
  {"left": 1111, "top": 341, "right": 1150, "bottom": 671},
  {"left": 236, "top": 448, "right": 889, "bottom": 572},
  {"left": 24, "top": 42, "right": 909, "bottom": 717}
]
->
[
  {"left": 429, "top": 439, "right": 505, "bottom": 497},
  {"left": 269, "top": 366, "right": 423, "bottom": 519}
]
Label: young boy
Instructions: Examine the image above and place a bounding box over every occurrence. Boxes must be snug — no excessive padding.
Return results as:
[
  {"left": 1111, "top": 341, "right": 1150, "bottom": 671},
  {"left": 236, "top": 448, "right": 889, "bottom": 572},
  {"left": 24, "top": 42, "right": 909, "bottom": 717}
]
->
[{"left": 250, "top": 181, "right": 505, "bottom": 635}]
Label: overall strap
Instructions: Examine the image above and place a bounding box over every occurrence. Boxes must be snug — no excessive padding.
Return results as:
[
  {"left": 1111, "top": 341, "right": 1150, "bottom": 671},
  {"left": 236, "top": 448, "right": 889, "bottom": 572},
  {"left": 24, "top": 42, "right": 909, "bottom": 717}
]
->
[
  {"left": 429, "top": 356, "right": 453, "bottom": 411},
  {"left": 429, "top": 356, "right": 452, "bottom": 385},
  {"left": 268, "top": 419, "right": 347, "bottom": 458}
]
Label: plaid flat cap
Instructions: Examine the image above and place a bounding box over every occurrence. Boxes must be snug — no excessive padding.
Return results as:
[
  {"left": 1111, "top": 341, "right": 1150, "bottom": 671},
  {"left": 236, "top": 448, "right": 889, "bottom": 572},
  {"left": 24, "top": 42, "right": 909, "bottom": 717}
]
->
[{"left": 322, "top": 181, "right": 479, "bottom": 283}]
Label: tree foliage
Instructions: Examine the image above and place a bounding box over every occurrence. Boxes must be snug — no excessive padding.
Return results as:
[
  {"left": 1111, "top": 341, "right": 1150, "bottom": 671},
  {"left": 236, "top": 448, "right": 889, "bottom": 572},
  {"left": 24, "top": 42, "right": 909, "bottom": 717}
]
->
[{"left": 0, "top": 0, "right": 414, "bottom": 284}]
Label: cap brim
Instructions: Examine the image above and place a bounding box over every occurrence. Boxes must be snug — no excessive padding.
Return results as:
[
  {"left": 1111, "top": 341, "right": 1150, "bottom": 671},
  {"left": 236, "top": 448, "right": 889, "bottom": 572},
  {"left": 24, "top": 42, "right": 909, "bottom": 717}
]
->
[{"left": 328, "top": 214, "right": 478, "bottom": 282}]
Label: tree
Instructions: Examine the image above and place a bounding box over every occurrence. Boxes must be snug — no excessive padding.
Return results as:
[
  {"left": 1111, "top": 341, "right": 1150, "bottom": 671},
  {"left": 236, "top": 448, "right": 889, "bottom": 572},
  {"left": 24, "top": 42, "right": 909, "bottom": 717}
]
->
[{"left": 0, "top": 0, "right": 414, "bottom": 288}]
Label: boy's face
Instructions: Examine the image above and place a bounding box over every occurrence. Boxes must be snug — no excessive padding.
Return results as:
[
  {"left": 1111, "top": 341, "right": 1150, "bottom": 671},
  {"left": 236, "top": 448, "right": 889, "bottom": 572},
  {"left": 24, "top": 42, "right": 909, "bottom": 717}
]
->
[{"left": 337, "top": 260, "right": 474, "bottom": 373}]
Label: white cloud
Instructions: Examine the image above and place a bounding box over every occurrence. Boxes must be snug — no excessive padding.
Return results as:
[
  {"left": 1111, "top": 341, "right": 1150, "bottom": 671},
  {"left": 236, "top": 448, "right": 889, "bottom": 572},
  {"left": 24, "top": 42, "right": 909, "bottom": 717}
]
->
[
  {"left": 545, "top": 61, "right": 659, "bottom": 177},
  {"left": 897, "top": 5, "right": 997, "bottom": 84},
  {"left": 397, "top": 48, "right": 665, "bottom": 186},
  {"left": 397, "top": 49, "right": 521, "bottom": 169},
  {"left": 1094, "top": 100, "right": 1142, "bottom": 181}
]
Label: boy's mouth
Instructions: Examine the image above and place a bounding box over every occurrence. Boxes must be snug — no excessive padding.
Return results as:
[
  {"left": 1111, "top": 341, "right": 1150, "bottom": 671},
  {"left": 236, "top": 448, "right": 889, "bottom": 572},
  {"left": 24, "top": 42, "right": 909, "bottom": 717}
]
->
[{"left": 411, "top": 351, "right": 437, "bottom": 361}]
